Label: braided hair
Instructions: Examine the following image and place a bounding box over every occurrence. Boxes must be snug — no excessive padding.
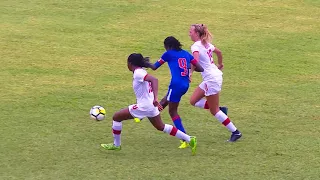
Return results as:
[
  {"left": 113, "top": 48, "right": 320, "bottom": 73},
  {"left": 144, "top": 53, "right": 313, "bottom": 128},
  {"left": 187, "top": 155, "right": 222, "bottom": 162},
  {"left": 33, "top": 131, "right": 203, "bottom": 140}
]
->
[{"left": 164, "top": 36, "right": 182, "bottom": 51}]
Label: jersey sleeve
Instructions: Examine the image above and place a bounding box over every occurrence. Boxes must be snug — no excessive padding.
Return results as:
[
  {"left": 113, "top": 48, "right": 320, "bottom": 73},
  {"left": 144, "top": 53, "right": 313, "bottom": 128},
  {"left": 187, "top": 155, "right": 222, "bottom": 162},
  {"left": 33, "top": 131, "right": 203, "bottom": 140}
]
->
[
  {"left": 211, "top": 44, "right": 216, "bottom": 52},
  {"left": 134, "top": 69, "right": 148, "bottom": 82},
  {"left": 191, "top": 44, "right": 200, "bottom": 53},
  {"left": 154, "top": 52, "right": 169, "bottom": 68}
]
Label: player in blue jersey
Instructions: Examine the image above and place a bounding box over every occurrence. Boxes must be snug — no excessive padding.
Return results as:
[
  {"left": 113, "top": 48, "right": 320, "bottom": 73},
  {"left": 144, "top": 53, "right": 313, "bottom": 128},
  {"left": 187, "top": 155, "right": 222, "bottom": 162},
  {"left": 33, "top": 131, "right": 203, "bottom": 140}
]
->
[{"left": 146, "top": 36, "right": 204, "bottom": 148}]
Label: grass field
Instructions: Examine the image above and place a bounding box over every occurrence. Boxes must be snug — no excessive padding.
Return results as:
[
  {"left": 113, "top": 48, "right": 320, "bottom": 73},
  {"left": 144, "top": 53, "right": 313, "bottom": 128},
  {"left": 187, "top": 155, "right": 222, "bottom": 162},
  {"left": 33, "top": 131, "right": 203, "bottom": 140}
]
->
[{"left": 1, "top": 0, "right": 320, "bottom": 179}]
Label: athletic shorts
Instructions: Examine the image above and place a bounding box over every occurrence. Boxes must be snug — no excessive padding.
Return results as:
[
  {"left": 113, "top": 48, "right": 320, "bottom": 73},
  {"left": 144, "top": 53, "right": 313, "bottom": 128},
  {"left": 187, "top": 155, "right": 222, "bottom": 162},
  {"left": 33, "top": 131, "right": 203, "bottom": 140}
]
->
[
  {"left": 199, "top": 76, "right": 223, "bottom": 96},
  {"left": 128, "top": 104, "right": 159, "bottom": 119},
  {"left": 166, "top": 85, "right": 189, "bottom": 103}
]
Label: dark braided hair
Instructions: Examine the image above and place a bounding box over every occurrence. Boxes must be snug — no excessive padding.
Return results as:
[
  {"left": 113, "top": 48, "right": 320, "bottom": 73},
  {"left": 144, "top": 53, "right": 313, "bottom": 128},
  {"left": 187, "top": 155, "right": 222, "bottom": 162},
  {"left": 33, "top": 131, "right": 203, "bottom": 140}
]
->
[
  {"left": 164, "top": 36, "right": 182, "bottom": 51},
  {"left": 127, "top": 53, "right": 150, "bottom": 68}
]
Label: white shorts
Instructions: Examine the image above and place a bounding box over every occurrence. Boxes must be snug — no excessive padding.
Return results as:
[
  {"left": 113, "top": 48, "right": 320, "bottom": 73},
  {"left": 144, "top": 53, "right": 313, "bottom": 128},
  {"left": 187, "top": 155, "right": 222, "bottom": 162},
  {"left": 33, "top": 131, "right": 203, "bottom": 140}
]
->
[
  {"left": 199, "top": 76, "right": 223, "bottom": 96},
  {"left": 128, "top": 104, "right": 160, "bottom": 119}
]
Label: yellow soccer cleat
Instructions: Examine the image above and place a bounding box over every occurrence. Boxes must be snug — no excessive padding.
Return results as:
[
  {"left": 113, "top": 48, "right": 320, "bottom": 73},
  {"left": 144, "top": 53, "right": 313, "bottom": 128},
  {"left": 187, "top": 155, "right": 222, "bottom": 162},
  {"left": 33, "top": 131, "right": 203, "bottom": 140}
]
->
[
  {"left": 189, "top": 136, "right": 197, "bottom": 155},
  {"left": 101, "top": 143, "right": 121, "bottom": 151},
  {"left": 134, "top": 118, "right": 141, "bottom": 123},
  {"left": 178, "top": 140, "right": 190, "bottom": 149}
]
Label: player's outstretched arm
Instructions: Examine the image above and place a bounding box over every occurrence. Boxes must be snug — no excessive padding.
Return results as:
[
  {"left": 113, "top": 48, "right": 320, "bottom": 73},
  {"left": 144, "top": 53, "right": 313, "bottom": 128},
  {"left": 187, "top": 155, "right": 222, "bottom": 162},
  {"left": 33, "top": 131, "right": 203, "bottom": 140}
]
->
[
  {"left": 146, "top": 58, "right": 166, "bottom": 71},
  {"left": 145, "top": 62, "right": 157, "bottom": 70}
]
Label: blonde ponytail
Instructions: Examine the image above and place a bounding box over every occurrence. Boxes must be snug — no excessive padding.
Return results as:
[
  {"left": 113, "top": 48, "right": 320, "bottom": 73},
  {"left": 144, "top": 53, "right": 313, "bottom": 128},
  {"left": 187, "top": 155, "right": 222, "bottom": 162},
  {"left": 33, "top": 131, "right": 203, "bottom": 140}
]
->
[
  {"left": 191, "top": 24, "right": 213, "bottom": 46},
  {"left": 201, "top": 25, "right": 212, "bottom": 45}
]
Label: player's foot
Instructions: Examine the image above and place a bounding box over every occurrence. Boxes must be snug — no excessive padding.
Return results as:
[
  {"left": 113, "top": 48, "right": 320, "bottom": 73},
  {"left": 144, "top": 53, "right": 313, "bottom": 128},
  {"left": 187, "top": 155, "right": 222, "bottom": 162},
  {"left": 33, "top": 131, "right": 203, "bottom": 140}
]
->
[
  {"left": 189, "top": 136, "right": 197, "bottom": 155},
  {"left": 101, "top": 143, "right": 121, "bottom": 150},
  {"left": 178, "top": 140, "right": 189, "bottom": 149},
  {"left": 219, "top": 106, "right": 228, "bottom": 115},
  {"left": 228, "top": 130, "right": 242, "bottom": 142}
]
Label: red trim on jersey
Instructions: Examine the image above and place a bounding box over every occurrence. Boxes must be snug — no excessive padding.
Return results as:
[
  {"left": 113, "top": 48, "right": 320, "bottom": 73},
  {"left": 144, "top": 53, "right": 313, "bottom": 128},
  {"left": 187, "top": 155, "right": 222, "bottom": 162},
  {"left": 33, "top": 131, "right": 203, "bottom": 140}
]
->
[
  {"left": 222, "top": 118, "right": 231, "bottom": 126},
  {"left": 191, "top": 59, "right": 198, "bottom": 65},
  {"left": 192, "top": 51, "right": 199, "bottom": 54},
  {"left": 158, "top": 59, "right": 165, "bottom": 64},
  {"left": 143, "top": 74, "right": 148, "bottom": 81},
  {"left": 170, "top": 127, "right": 178, "bottom": 136},
  {"left": 171, "top": 116, "right": 180, "bottom": 121},
  {"left": 113, "top": 129, "right": 121, "bottom": 135}
]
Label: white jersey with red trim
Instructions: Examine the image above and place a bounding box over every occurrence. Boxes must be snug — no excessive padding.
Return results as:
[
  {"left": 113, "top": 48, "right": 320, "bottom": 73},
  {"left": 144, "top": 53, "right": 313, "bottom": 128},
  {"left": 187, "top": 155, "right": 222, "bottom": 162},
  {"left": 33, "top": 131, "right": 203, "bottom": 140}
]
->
[
  {"left": 132, "top": 68, "right": 154, "bottom": 110},
  {"left": 191, "top": 41, "right": 222, "bottom": 81}
]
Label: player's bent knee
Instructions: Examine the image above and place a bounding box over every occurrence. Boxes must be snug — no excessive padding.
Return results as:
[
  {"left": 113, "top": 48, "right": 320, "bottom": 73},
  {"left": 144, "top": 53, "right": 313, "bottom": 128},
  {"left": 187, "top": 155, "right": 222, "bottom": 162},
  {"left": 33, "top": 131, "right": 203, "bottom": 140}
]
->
[
  {"left": 112, "top": 112, "right": 121, "bottom": 121},
  {"left": 210, "top": 107, "right": 220, "bottom": 116},
  {"left": 190, "top": 98, "right": 196, "bottom": 106},
  {"left": 168, "top": 109, "right": 178, "bottom": 117},
  {"left": 155, "top": 123, "right": 165, "bottom": 131}
]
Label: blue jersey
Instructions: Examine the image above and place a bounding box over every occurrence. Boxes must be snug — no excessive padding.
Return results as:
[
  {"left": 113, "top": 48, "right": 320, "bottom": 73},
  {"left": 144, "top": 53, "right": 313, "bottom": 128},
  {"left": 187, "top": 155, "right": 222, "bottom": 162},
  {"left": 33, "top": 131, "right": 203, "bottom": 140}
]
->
[{"left": 154, "top": 49, "right": 197, "bottom": 88}]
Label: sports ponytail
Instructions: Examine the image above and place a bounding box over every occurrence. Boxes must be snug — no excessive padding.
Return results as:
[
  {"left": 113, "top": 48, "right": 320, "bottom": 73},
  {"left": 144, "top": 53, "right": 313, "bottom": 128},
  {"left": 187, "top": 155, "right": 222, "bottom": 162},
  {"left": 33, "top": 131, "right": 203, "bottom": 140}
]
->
[
  {"left": 192, "top": 24, "right": 213, "bottom": 46},
  {"left": 128, "top": 53, "right": 151, "bottom": 68}
]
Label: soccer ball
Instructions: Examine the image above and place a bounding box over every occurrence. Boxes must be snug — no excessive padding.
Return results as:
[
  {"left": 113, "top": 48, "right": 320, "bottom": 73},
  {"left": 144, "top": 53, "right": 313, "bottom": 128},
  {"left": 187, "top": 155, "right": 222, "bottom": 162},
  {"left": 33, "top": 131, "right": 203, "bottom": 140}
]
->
[{"left": 90, "top": 105, "right": 106, "bottom": 121}]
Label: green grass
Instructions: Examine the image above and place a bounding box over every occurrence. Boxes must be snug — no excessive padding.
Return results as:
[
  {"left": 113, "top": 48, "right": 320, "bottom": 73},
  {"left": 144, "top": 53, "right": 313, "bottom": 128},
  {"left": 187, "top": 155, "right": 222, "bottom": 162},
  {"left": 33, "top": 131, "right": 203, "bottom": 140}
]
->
[{"left": 1, "top": 0, "right": 320, "bottom": 179}]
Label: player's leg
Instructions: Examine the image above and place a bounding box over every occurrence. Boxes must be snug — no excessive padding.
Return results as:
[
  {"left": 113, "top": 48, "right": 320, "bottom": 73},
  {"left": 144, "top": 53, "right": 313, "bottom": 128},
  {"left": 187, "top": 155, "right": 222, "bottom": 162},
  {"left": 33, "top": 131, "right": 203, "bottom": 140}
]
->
[
  {"left": 168, "top": 101, "right": 189, "bottom": 149},
  {"left": 167, "top": 88, "right": 186, "bottom": 133},
  {"left": 148, "top": 115, "right": 197, "bottom": 155},
  {"left": 168, "top": 101, "right": 185, "bottom": 132},
  {"left": 190, "top": 84, "right": 228, "bottom": 115},
  {"left": 190, "top": 86, "right": 206, "bottom": 107},
  {"left": 134, "top": 94, "right": 168, "bottom": 123},
  {"left": 101, "top": 107, "right": 134, "bottom": 150},
  {"left": 159, "top": 95, "right": 169, "bottom": 110},
  {"left": 206, "top": 93, "right": 242, "bottom": 142}
]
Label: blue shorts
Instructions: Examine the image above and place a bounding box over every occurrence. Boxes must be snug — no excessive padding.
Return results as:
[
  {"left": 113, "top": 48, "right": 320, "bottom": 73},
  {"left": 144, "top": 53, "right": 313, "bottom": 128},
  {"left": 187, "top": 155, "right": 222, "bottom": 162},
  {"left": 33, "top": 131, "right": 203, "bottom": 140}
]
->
[{"left": 166, "top": 85, "right": 189, "bottom": 103}]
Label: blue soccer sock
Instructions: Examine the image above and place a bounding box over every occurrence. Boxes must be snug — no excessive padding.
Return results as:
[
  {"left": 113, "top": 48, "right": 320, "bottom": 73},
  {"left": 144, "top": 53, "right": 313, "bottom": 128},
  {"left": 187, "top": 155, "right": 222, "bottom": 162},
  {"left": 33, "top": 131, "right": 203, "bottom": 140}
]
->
[{"left": 171, "top": 115, "right": 186, "bottom": 133}]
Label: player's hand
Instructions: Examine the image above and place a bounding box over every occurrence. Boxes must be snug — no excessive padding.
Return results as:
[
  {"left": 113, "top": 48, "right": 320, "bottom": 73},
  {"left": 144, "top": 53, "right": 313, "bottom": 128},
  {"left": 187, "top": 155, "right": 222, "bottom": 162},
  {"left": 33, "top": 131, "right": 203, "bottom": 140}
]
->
[
  {"left": 218, "top": 63, "right": 224, "bottom": 70},
  {"left": 144, "top": 57, "right": 150, "bottom": 62},
  {"left": 153, "top": 99, "right": 159, "bottom": 107},
  {"left": 145, "top": 62, "right": 152, "bottom": 68},
  {"left": 189, "top": 73, "right": 192, "bottom": 83},
  {"left": 157, "top": 104, "right": 163, "bottom": 111},
  {"left": 153, "top": 100, "right": 163, "bottom": 111}
]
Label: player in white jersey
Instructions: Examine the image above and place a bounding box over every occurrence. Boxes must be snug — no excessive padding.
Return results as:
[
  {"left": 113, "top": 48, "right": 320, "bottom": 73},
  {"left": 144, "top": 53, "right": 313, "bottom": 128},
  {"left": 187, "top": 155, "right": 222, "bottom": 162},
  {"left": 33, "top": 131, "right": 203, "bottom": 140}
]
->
[
  {"left": 101, "top": 53, "right": 197, "bottom": 155},
  {"left": 189, "top": 24, "right": 242, "bottom": 142}
]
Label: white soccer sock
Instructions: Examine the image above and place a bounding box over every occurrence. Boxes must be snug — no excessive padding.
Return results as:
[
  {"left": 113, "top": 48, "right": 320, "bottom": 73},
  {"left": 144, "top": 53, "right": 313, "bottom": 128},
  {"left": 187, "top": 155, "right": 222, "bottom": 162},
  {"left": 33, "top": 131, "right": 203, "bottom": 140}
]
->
[
  {"left": 194, "top": 99, "right": 207, "bottom": 108},
  {"left": 214, "top": 110, "right": 237, "bottom": 132},
  {"left": 163, "top": 124, "right": 191, "bottom": 142},
  {"left": 112, "top": 120, "right": 122, "bottom": 146}
]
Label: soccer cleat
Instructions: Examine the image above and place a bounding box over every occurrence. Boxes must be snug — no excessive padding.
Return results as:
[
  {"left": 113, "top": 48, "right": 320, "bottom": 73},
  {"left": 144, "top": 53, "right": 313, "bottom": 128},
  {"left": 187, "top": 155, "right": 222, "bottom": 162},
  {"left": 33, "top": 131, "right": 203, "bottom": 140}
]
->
[
  {"left": 219, "top": 106, "right": 228, "bottom": 115},
  {"left": 178, "top": 140, "right": 189, "bottom": 149},
  {"left": 189, "top": 136, "right": 197, "bottom": 155},
  {"left": 228, "top": 131, "right": 242, "bottom": 142},
  {"left": 134, "top": 118, "right": 141, "bottom": 123},
  {"left": 101, "top": 143, "right": 121, "bottom": 151}
]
